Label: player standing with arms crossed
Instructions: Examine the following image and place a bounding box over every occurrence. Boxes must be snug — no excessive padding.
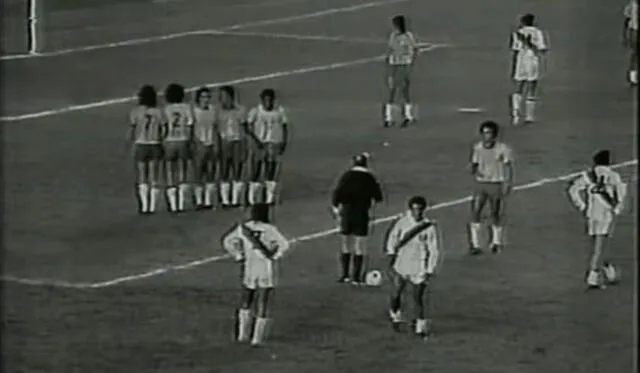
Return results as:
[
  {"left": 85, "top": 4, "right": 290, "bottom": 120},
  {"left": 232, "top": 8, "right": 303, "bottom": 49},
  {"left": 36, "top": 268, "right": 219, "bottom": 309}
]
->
[
  {"left": 247, "top": 89, "right": 290, "bottom": 206},
  {"left": 216, "top": 86, "right": 248, "bottom": 208},
  {"left": 383, "top": 15, "right": 419, "bottom": 128},
  {"left": 192, "top": 87, "right": 220, "bottom": 210},
  {"left": 567, "top": 150, "right": 627, "bottom": 289},
  {"left": 163, "top": 83, "right": 195, "bottom": 213},
  {"left": 222, "top": 204, "right": 290, "bottom": 346},
  {"left": 510, "top": 13, "right": 548, "bottom": 126},
  {"left": 468, "top": 121, "right": 514, "bottom": 255},
  {"left": 385, "top": 196, "right": 441, "bottom": 339},
  {"left": 128, "top": 85, "right": 165, "bottom": 215},
  {"left": 623, "top": 0, "right": 638, "bottom": 85}
]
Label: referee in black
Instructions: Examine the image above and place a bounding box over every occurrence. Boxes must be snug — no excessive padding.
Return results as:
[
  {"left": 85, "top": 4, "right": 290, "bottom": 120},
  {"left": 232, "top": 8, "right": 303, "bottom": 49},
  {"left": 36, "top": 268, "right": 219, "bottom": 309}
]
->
[{"left": 331, "top": 153, "right": 384, "bottom": 284}]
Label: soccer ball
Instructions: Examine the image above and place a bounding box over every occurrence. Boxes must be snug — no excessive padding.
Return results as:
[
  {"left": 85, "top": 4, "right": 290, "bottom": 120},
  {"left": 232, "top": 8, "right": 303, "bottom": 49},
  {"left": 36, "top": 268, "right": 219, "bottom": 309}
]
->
[
  {"left": 365, "top": 270, "right": 383, "bottom": 287},
  {"left": 603, "top": 263, "right": 620, "bottom": 284}
]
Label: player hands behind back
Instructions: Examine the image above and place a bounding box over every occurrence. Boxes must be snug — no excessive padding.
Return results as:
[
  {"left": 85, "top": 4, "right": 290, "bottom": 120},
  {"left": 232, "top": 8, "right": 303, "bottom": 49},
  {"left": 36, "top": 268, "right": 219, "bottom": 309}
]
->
[
  {"left": 216, "top": 86, "right": 248, "bottom": 208},
  {"left": 192, "top": 87, "right": 220, "bottom": 210},
  {"left": 246, "top": 89, "right": 290, "bottom": 206},
  {"left": 163, "top": 83, "right": 195, "bottom": 213},
  {"left": 567, "top": 150, "right": 627, "bottom": 289},
  {"left": 623, "top": 0, "right": 638, "bottom": 84},
  {"left": 222, "top": 204, "right": 290, "bottom": 346},
  {"left": 510, "top": 13, "right": 548, "bottom": 125},
  {"left": 384, "top": 15, "right": 419, "bottom": 128},
  {"left": 385, "top": 196, "right": 441, "bottom": 339},
  {"left": 128, "top": 85, "right": 164, "bottom": 214},
  {"left": 468, "top": 121, "right": 514, "bottom": 255}
]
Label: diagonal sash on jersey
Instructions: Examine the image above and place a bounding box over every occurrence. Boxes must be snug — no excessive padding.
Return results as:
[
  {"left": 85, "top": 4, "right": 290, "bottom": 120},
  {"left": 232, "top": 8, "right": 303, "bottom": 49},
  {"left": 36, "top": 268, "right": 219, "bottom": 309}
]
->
[
  {"left": 514, "top": 31, "right": 538, "bottom": 51},
  {"left": 239, "top": 223, "right": 275, "bottom": 259},
  {"left": 391, "top": 221, "right": 433, "bottom": 254},
  {"left": 586, "top": 169, "right": 618, "bottom": 209}
]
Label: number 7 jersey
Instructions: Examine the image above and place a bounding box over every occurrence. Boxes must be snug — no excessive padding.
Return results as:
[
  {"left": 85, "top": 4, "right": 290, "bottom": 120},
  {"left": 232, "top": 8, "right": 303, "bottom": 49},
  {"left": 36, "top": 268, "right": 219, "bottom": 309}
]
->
[
  {"left": 163, "top": 103, "right": 194, "bottom": 142},
  {"left": 129, "top": 106, "right": 165, "bottom": 144}
]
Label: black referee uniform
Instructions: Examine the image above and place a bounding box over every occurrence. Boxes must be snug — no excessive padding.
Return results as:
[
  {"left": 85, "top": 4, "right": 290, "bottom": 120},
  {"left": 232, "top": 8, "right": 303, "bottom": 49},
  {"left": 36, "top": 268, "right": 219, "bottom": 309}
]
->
[{"left": 331, "top": 153, "right": 384, "bottom": 284}]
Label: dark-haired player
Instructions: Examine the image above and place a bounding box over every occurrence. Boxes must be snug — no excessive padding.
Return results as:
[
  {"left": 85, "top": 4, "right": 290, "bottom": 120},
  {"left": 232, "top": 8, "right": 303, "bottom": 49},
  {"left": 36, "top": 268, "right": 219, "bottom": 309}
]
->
[
  {"left": 383, "top": 15, "right": 418, "bottom": 127},
  {"left": 216, "top": 85, "right": 248, "bottom": 207},
  {"left": 128, "top": 85, "right": 164, "bottom": 214},
  {"left": 247, "top": 89, "right": 289, "bottom": 205},
  {"left": 163, "top": 83, "right": 194, "bottom": 212},
  {"left": 624, "top": 0, "right": 638, "bottom": 84},
  {"left": 510, "top": 13, "right": 548, "bottom": 125},
  {"left": 468, "top": 121, "right": 514, "bottom": 255},
  {"left": 568, "top": 150, "right": 628, "bottom": 288},
  {"left": 193, "top": 87, "right": 219, "bottom": 210}
]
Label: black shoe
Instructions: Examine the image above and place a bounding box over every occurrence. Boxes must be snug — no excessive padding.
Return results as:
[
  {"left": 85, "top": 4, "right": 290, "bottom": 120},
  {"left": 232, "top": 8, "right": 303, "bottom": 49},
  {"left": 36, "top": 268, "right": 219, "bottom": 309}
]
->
[
  {"left": 469, "top": 247, "right": 483, "bottom": 256},
  {"left": 383, "top": 120, "right": 392, "bottom": 128},
  {"left": 338, "top": 277, "right": 351, "bottom": 284},
  {"left": 490, "top": 244, "right": 502, "bottom": 254}
]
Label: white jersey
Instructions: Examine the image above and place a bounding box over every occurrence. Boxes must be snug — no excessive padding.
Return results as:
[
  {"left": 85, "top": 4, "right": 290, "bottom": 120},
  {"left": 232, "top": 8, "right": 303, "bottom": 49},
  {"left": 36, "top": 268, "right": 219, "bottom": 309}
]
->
[
  {"left": 247, "top": 104, "right": 288, "bottom": 143},
  {"left": 385, "top": 213, "right": 441, "bottom": 280},
  {"left": 193, "top": 105, "right": 216, "bottom": 145},
  {"left": 625, "top": 1, "right": 638, "bottom": 31},
  {"left": 511, "top": 26, "right": 548, "bottom": 81},
  {"left": 568, "top": 166, "right": 627, "bottom": 221}
]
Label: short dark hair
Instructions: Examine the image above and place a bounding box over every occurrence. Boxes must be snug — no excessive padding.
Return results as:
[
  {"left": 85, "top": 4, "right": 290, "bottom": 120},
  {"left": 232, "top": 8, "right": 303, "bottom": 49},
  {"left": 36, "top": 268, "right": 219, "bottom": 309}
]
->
[
  {"left": 479, "top": 120, "right": 500, "bottom": 136},
  {"left": 260, "top": 88, "right": 276, "bottom": 99},
  {"left": 593, "top": 150, "right": 611, "bottom": 166},
  {"left": 250, "top": 204, "right": 271, "bottom": 223},
  {"left": 521, "top": 13, "right": 535, "bottom": 26},
  {"left": 195, "top": 87, "right": 211, "bottom": 102},
  {"left": 392, "top": 15, "right": 407, "bottom": 33},
  {"left": 353, "top": 152, "right": 370, "bottom": 168},
  {"left": 219, "top": 85, "right": 236, "bottom": 100},
  {"left": 164, "top": 83, "right": 185, "bottom": 104},
  {"left": 137, "top": 84, "right": 157, "bottom": 107},
  {"left": 408, "top": 195, "right": 427, "bottom": 209}
]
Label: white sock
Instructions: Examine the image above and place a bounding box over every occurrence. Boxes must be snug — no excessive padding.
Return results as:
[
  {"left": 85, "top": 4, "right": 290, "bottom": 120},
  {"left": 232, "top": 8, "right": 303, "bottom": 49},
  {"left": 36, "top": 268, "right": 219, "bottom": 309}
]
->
[
  {"left": 194, "top": 185, "right": 204, "bottom": 206},
  {"left": 586, "top": 270, "right": 601, "bottom": 286},
  {"left": 469, "top": 222, "right": 482, "bottom": 249},
  {"left": 403, "top": 103, "right": 415, "bottom": 121},
  {"left": 248, "top": 182, "right": 261, "bottom": 205},
  {"left": 178, "top": 183, "right": 189, "bottom": 211},
  {"left": 389, "top": 309, "right": 402, "bottom": 323},
  {"left": 232, "top": 181, "right": 245, "bottom": 206},
  {"left": 415, "top": 319, "right": 428, "bottom": 334},
  {"left": 237, "top": 309, "right": 253, "bottom": 342},
  {"left": 265, "top": 181, "right": 277, "bottom": 204},
  {"left": 149, "top": 187, "right": 160, "bottom": 212},
  {"left": 384, "top": 103, "right": 394, "bottom": 122},
  {"left": 524, "top": 98, "right": 536, "bottom": 121},
  {"left": 220, "top": 182, "right": 231, "bottom": 206},
  {"left": 491, "top": 225, "right": 503, "bottom": 246},
  {"left": 137, "top": 183, "right": 150, "bottom": 212},
  {"left": 204, "top": 183, "right": 216, "bottom": 206},
  {"left": 630, "top": 70, "right": 638, "bottom": 84},
  {"left": 251, "top": 317, "right": 269, "bottom": 345},
  {"left": 603, "top": 264, "right": 618, "bottom": 282},
  {"left": 166, "top": 187, "right": 178, "bottom": 212},
  {"left": 511, "top": 93, "right": 522, "bottom": 117}
]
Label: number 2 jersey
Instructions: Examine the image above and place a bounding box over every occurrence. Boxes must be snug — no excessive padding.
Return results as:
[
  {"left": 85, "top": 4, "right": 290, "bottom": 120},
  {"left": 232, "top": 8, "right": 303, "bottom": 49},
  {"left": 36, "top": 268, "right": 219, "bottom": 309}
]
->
[
  {"left": 247, "top": 104, "right": 288, "bottom": 143},
  {"left": 568, "top": 165, "right": 628, "bottom": 220},
  {"left": 163, "top": 103, "right": 194, "bottom": 142},
  {"left": 129, "top": 106, "right": 165, "bottom": 144}
]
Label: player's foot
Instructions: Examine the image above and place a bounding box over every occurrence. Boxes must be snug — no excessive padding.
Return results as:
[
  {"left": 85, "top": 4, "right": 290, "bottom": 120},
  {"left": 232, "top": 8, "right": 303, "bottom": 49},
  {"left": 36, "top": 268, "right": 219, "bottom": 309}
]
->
[
  {"left": 391, "top": 321, "right": 402, "bottom": 333},
  {"left": 523, "top": 118, "right": 535, "bottom": 125},
  {"left": 337, "top": 276, "right": 351, "bottom": 284},
  {"left": 400, "top": 118, "right": 414, "bottom": 127},
  {"left": 511, "top": 116, "right": 520, "bottom": 126},
  {"left": 469, "top": 247, "right": 483, "bottom": 256},
  {"left": 585, "top": 270, "right": 605, "bottom": 290},
  {"left": 490, "top": 244, "right": 502, "bottom": 254},
  {"left": 383, "top": 120, "right": 393, "bottom": 128},
  {"left": 351, "top": 280, "right": 364, "bottom": 286}
]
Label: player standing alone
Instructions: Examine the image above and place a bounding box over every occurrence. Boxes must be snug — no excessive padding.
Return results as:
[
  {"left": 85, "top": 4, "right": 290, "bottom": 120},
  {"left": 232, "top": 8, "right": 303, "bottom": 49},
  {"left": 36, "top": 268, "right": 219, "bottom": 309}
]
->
[
  {"left": 567, "top": 150, "right": 627, "bottom": 289},
  {"left": 128, "top": 85, "right": 164, "bottom": 214},
  {"left": 192, "top": 87, "right": 219, "bottom": 210},
  {"left": 624, "top": 0, "right": 638, "bottom": 85},
  {"left": 510, "top": 13, "right": 548, "bottom": 125},
  {"left": 222, "top": 204, "right": 290, "bottom": 346},
  {"left": 383, "top": 15, "right": 419, "bottom": 128},
  {"left": 385, "top": 196, "right": 441, "bottom": 339},
  {"left": 468, "top": 121, "right": 514, "bottom": 255},
  {"left": 247, "top": 89, "right": 290, "bottom": 206}
]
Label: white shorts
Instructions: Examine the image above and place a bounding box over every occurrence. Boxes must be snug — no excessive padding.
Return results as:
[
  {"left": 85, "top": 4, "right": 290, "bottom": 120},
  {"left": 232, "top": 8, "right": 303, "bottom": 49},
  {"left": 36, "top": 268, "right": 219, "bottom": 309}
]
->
[
  {"left": 242, "top": 265, "right": 276, "bottom": 289},
  {"left": 513, "top": 59, "right": 540, "bottom": 82},
  {"left": 393, "top": 264, "right": 428, "bottom": 285},
  {"left": 587, "top": 217, "right": 614, "bottom": 236}
]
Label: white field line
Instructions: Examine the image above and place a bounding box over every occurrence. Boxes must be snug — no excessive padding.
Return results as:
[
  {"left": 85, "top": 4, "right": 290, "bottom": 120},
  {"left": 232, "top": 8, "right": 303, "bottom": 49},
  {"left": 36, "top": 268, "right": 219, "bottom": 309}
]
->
[
  {"left": 0, "top": 0, "right": 411, "bottom": 61},
  {"left": 0, "top": 43, "right": 446, "bottom": 123},
  {"left": 3, "top": 159, "right": 637, "bottom": 289}
]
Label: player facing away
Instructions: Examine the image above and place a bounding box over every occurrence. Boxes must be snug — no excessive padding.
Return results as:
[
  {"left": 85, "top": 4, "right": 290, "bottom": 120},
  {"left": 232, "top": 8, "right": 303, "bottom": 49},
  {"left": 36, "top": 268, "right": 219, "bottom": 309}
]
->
[
  {"left": 385, "top": 196, "right": 441, "bottom": 339},
  {"left": 128, "top": 85, "right": 165, "bottom": 214},
  {"left": 162, "top": 83, "right": 195, "bottom": 213},
  {"left": 510, "top": 13, "right": 548, "bottom": 125},
  {"left": 216, "top": 86, "right": 248, "bottom": 208},
  {"left": 567, "top": 150, "right": 627, "bottom": 289},
  {"left": 192, "top": 87, "right": 220, "bottom": 210},
  {"left": 623, "top": 0, "right": 638, "bottom": 85},
  {"left": 246, "top": 89, "right": 290, "bottom": 206},
  {"left": 468, "top": 121, "right": 514, "bottom": 255},
  {"left": 222, "top": 204, "right": 290, "bottom": 346},
  {"left": 383, "top": 15, "right": 419, "bottom": 128}
]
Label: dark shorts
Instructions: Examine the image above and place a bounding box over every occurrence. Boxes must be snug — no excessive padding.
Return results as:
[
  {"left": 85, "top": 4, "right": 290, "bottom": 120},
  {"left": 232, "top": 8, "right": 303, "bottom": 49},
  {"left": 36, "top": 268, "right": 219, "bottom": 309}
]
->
[
  {"left": 220, "top": 140, "right": 246, "bottom": 162},
  {"left": 628, "top": 31, "right": 637, "bottom": 52},
  {"left": 193, "top": 141, "right": 218, "bottom": 162},
  {"left": 163, "top": 141, "right": 191, "bottom": 162},
  {"left": 251, "top": 142, "right": 285, "bottom": 162},
  {"left": 339, "top": 207, "right": 370, "bottom": 237},
  {"left": 388, "top": 64, "right": 411, "bottom": 89},
  {"left": 134, "top": 144, "right": 163, "bottom": 162},
  {"left": 474, "top": 181, "right": 504, "bottom": 200}
]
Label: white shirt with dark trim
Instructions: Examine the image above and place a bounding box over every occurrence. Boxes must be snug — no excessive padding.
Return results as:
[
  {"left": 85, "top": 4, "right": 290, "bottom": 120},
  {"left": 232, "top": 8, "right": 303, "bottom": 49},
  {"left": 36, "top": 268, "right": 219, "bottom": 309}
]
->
[{"left": 385, "top": 213, "right": 441, "bottom": 275}]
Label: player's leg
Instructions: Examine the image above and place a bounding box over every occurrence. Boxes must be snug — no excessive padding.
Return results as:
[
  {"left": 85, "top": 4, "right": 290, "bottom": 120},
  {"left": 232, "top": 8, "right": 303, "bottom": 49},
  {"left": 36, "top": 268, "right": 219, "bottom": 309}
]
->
[
  {"left": 176, "top": 143, "right": 191, "bottom": 212},
  {"left": 469, "top": 186, "right": 488, "bottom": 255},
  {"left": 133, "top": 145, "right": 150, "bottom": 214},
  {"left": 247, "top": 147, "right": 264, "bottom": 206},
  {"left": 585, "top": 218, "right": 613, "bottom": 288},
  {"left": 411, "top": 280, "right": 432, "bottom": 338},
  {"left": 338, "top": 234, "right": 354, "bottom": 283},
  {"left": 350, "top": 211, "right": 370, "bottom": 284},
  {"left": 629, "top": 38, "right": 638, "bottom": 84},
  {"left": 237, "top": 286, "right": 255, "bottom": 342},
  {"left": 264, "top": 144, "right": 281, "bottom": 205},
  {"left": 399, "top": 68, "right": 415, "bottom": 126},
  {"left": 192, "top": 142, "right": 206, "bottom": 209},
  {"left": 523, "top": 79, "right": 538, "bottom": 124},
  {"left": 510, "top": 79, "right": 526, "bottom": 125},
  {"left": 231, "top": 142, "right": 247, "bottom": 207},
  {"left": 147, "top": 146, "right": 162, "bottom": 214},
  {"left": 383, "top": 65, "right": 397, "bottom": 127},
  {"left": 488, "top": 186, "right": 506, "bottom": 253},
  {"left": 164, "top": 145, "right": 179, "bottom": 213},
  {"left": 203, "top": 146, "right": 218, "bottom": 209},
  {"left": 252, "top": 287, "right": 273, "bottom": 346},
  {"left": 389, "top": 273, "right": 406, "bottom": 331},
  {"left": 219, "top": 142, "right": 233, "bottom": 208}
]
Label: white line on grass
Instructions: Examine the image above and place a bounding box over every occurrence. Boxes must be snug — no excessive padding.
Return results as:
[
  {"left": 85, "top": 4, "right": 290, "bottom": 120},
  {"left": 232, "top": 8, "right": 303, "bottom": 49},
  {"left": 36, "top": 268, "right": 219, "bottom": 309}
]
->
[
  {"left": 0, "top": 0, "right": 411, "bottom": 61},
  {"left": 3, "top": 159, "right": 636, "bottom": 289},
  {"left": 0, "top": 43, "right": 446, "bottom": 122}
]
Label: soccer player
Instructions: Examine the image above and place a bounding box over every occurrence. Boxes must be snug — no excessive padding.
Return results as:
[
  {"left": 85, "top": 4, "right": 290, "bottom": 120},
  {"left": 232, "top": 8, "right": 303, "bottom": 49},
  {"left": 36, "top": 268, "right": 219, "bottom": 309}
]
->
[
  {"left": 222, "top": 204, "right": 290, "bottom": 346},
  {"left": 567, "top": 150, "right": 627, "bottom": 289},
  {"left": 383, "top": 15, "right": 419, "bottom": 128},
  {"left": 624, "top": 0, "right": 638, "bottom": 85},
  {"left": 163, "top": 83, "right": 194, "bottom": 213},
  {"left": 331, "top": 153, "right": 384, "bottom": 284},
  {"left": 128, "top": 85, "right": 164, "bottom": 214},
  {"left": 385, "top": 196, "right": 441, "bottom": 338},
  {"left": 216, "top": 86, "right": 248, "bottom": 208},
  {"left": 246, "top": 89, "right": 289, "bottom": 206},
  {"left": 468, "top": 121, "right": 514, "bottom": 255},
  {"left": 510, "top": 13, "right": 548, "bottom": 125},
  {"left": 192, "top": 87, "right": 219, "bottom": 210}
]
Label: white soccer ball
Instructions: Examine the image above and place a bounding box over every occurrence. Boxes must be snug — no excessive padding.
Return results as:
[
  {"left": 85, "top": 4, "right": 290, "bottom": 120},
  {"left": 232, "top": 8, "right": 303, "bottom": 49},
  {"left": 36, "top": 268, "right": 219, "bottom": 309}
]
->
[
  {"left": 603, "top": 263, "right": 620, "bottom": 284},
  {"left": 365, "top": 270, "right": 383, "bottom": 287}
]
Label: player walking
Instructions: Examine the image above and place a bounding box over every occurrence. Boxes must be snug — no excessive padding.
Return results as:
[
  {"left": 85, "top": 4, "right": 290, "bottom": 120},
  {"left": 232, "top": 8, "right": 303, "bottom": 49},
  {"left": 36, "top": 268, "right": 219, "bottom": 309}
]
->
[
  {"left": 128, "top": 85, "right": 164, "bottom": 214},
  {"left": 192, "top": 87, "right": 219, "bottom": 210},
  {"left": 468, "top": 121, "right": 514, "bottom": 255},
  {"left": 385, "top": 196, "right": 441, "bottom": 339},
  {"left": 383, "top": 15, "right": 419, "bottom": 128},
  {"left": 246, "top": 89, "right": 290, "bottom": 206},
  {"left": 567, "top": 150, "right": 628, "bottom": 289},
  {"left": 624, "top": 0, "right": 638, "bottom": 85},
  {"left": 222, "top": 204, "right": 290, "bottom": 346},
  {"left": 510, "top": 13, "right": 548, "bottom": 125}
]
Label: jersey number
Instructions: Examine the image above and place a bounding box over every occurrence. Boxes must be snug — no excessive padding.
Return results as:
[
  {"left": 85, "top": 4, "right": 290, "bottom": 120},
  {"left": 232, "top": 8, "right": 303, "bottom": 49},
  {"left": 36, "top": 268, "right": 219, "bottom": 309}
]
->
[
  {"left": 170, "top": 113, "right": 183, "bottom": 136},
  {"left": 143, "top": 114, "right": 153, "bottom": 132}
]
